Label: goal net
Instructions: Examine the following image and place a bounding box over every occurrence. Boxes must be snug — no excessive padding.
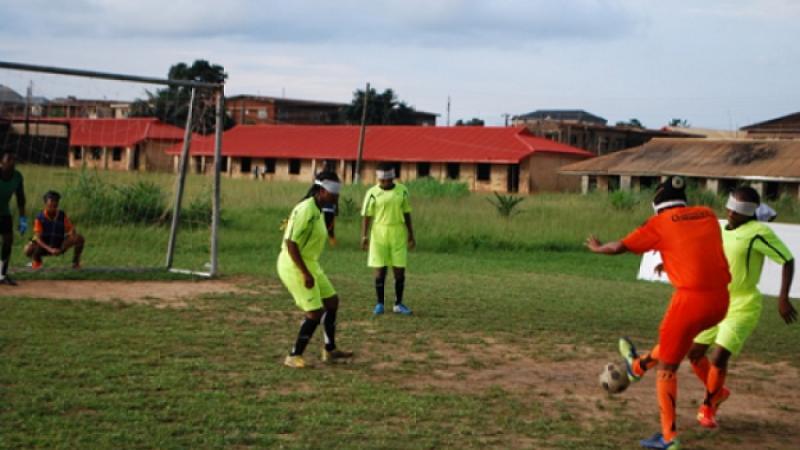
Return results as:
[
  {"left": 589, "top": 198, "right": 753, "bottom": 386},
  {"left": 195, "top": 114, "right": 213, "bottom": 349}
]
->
[{"left": 0, "top": 62, "right": 222, "bottom": 278}]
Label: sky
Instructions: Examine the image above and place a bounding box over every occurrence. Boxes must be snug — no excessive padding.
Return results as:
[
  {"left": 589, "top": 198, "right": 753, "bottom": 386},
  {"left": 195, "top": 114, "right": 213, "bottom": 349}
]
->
[{"left": 1, "top": 0, "right": 799, "bottom": 129}]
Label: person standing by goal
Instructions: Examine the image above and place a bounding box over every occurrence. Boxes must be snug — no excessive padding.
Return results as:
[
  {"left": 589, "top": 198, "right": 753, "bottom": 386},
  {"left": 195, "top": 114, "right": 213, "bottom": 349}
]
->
[{"left": 0, "top": 151, "right": 27, "bottom": 286}]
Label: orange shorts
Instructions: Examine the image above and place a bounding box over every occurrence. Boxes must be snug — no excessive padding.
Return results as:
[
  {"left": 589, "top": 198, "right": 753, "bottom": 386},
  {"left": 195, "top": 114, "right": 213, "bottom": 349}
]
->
[{"left": 658, "top": 288, "right": 729, "bottom": 365}]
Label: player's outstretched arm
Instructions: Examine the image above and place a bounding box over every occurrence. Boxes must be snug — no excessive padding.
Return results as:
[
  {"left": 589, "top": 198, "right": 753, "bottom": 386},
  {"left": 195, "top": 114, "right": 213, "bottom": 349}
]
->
[
  {"left": 778, "top": 259, "right": 797, "bottom": 324},
  {"left": 585, "top": 235, "right": 628, "bottom": 255}
]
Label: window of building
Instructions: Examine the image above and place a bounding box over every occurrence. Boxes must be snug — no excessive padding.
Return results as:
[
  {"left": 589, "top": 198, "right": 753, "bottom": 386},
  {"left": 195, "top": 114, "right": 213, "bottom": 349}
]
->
[
  {"left": 112, "top": 147, "right": 123, "bottom": 161},
  {"left": 91, "top": 147, "right": 102, "bottom": 160},
  {"left": 264, "top": 158, "right": 276, "bottom": 173},
  {"left": 446, "top": 163, "right": 460, "bottom": 180},
  {"left": 241, "top": 157, "right": 252, "bottom": 174},
  {"left": 477, "top": 163, "right": 491, "bottom": 181},
  {"left": 221, "top": 156, "right": 229, "bottom": 172},
  {"left": 289, "top": 159, "right": 301, "bottom": 175},
  {"left": 73, "top": 148, "right": 82, "bottom": 160},
  {"left": 416, "top": 162, "right": 431, "bottom": 177},
  {"left": 392, "top": 162, "right": 402, "bottom": 179}
]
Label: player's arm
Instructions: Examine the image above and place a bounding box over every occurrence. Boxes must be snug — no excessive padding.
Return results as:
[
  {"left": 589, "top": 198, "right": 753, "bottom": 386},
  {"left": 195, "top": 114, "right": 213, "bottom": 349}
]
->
[
  {"left": 361, "top": 216, "right": 372, "bottom": 250},
  {"left": 778, "top": 259, "right": 796, "bottom": 324},
  {"left": 285, "top": 239, "right": 314, "bottom": 289},
  {"left": 32, "top": 218, "right": 58, "bottom": 255},
  {"left": 585, "top": 235, "right": 628, "bottom": 255},
  {"left": 404, "top": 213, "right": 415, "bottom": 250}
]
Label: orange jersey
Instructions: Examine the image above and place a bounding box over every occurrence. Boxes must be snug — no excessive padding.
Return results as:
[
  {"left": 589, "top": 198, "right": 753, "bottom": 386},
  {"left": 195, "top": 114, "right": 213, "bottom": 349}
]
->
[{"left": 622, "top": 206, "right": 730, "bottom": 290}]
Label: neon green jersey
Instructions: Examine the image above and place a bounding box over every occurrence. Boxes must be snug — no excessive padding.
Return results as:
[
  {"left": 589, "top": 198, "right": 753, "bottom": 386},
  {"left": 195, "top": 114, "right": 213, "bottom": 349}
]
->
[
  {"left": 280, "top": 197, "right": 327, "bottom": 263},
  {"left": 361, "top": 183, "right": 411, "bottom": 226},
  {"left": 0, "top": 170, "right": 23, "bottom": 216},
  {"left": 723, "top": 220, "right": 793, "bottom": 294}
]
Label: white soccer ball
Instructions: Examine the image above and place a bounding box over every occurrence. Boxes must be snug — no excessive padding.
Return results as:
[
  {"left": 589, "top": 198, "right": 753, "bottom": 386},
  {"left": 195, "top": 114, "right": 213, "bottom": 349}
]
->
[{"left": 599, "top": 362, "right": 630, "bottom": 394}]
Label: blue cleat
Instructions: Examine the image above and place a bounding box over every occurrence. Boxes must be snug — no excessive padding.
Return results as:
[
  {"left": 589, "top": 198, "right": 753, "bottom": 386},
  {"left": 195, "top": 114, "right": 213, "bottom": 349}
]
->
[
  {"left": 640, "top": 432, "right": 680, "bottom": 449},
  {"left": 393, "top": 304, "right": 412, "bottom": 315},
  {"left": 373, "top": 303, "right": 385, "bottom": 315},
  {"left": 619, "top": 336, "right": 642, "bottom": 382}
]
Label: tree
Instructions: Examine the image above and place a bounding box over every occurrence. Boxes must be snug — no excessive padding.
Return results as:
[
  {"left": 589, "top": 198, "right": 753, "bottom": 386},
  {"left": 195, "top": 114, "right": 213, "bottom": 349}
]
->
[
  {"left": 344, "top": 87, "right": 419, "bottom": 125},
  {"left": 130, "top": 60, "right": 233, "bottom": 134},
  {"left": 668, "top": 118, "right": 691, "bottom": 128},
  {"left": 455, "top": 118, "right": 485, "bottom": 126},
  {"left": 615, "top": 118, "right": 645, "bottom": 128}
]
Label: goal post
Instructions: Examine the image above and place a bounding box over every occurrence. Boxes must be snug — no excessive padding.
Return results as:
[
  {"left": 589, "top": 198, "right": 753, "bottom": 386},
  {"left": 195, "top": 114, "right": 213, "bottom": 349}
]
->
[{"left": 0, "top": 60, "right": 223, "bottom": 277}]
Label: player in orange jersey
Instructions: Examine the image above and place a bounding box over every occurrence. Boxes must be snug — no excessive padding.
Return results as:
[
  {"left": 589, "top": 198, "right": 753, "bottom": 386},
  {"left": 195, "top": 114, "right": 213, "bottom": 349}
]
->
[{"left": 586, "top": 176, "right": 730, "bottom": 450}]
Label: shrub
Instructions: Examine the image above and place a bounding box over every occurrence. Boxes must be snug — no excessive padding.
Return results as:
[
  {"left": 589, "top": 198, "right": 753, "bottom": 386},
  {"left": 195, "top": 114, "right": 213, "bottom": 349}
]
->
[
  {"left": 487, "top": 192, "right": 524, "bottom": 218},
  {"left": 405, "top": 177, "right": 470, "bottom": 198},
  {"left": 608, "top": 190, "right": 639, "bottom": 210}
]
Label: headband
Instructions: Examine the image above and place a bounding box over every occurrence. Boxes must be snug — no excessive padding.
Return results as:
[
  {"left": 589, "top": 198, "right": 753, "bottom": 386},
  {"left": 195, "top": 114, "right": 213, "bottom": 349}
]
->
[
  {"left": 376, "top": 169, "right": 395, "bottom": 180},
  {"left": 314, "top": 179, "right": 341, "bottom": 195},
  {"left": 726, "top": 195, "right": 757, "bottom": 216},
  {"left": 652, "top": 200, "right": 687, "bottom": 213}
]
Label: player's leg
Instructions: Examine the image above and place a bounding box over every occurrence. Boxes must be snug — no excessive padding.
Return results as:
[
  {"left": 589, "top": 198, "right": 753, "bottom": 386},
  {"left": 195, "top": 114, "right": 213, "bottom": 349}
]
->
[
  {"left": 373, "top": 266, "right": 387, "bottom": 314},
  {"left": 61, "top": 233, "right": 85, "bottom": 268},
  {"left": 0, "top": 215, "right": 15, "bottom": 284},
  {"left": 321, "top": 292, "right": 353, "bottom": 363},
  {"left": 369, "top": 226, "right": 389, "bottom": 315},
  {"left": 391, "top": 267, "right": 412, "bottom": 315},
  {"left": 277, "top": 256, "right": 323, "bottom": 368},
  {"left": 619, "top": 336, "right": 659, "bottom": 381}
]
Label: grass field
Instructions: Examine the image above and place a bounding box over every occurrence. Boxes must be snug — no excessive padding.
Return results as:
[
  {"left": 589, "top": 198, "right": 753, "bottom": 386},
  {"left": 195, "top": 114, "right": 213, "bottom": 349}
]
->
[{"left": 2, "top": 168, "right": 799, "bottom": 449}]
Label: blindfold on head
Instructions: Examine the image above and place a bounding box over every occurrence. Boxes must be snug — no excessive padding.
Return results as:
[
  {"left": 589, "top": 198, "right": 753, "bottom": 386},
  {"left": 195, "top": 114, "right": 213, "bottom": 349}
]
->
[
  {"left": 726, "top": 195, "right": 758, "bottom": 216},
  {"left": 314, "top": 179, "right": 341, "bottom": 195},
  {"left": 376, "top": 169, "right": 396, "bottom": 180}
]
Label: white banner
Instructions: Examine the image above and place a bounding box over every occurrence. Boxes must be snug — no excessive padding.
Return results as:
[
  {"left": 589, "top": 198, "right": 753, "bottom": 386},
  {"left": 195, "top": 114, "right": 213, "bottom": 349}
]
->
[{"left": 637, "top": 220, "right": 800, "bottom": 298}]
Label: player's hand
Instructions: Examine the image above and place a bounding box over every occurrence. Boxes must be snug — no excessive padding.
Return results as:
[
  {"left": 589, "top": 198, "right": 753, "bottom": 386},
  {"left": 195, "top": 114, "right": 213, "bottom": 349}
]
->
[
  {"left": 303, "top": 272, "right": 315, "bottom": 289},
  {"left": 585, "top": 235, "right": 602, "bottom": 253},
  {"left": 360, "top": 236, "right": 369, "bottom": 251},
  {"left": 778, "top": 297, "right": 797, "bottom": 324},
  {"left": 18, "top": 216, "right": 27, "bottom": 235},
  {"left": 408, "top": 237, "right": 416, "bottom": 250},
  {"left": 654, "top": 263, "right": 665, "bottom": 277}
]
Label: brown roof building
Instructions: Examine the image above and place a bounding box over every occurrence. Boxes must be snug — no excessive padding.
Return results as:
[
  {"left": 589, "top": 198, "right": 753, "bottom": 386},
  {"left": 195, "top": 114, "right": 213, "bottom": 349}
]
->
[
  {"left": 741, "top": 112, "right": 800, "bottom": 139},
  {"left": 560, "top": 138, "right": 800, "bottom": 200}
]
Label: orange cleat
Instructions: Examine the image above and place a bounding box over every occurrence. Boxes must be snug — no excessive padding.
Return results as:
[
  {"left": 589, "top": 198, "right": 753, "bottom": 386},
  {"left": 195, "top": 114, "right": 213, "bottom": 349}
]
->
[
  {"left": 31, "top": 260, "right": 43, "bottom": 270},
  {"left": 697, "top": 386, "right": 730, "bottom": 429}
]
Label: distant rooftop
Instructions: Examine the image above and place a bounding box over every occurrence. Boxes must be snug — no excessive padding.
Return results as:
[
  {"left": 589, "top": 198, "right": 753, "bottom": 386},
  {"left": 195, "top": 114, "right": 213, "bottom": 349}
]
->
[{"left": 513, "top": 109, "right": 607, "bottom": 125}]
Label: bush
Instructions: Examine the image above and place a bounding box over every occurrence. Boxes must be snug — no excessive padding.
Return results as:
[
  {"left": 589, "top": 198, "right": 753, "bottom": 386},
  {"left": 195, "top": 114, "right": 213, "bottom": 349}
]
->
[
  {"left": 65, "top": 169, "right": 168, "bottom": 225},
  {"left": 608, "top": 190, "right": 639, "bottom": 210},
  {"left": 487, "top": 192, "right": 524, "bottom": 218},
  {"left": 405, "top": 177, "right": 469, "bottom": 198}
]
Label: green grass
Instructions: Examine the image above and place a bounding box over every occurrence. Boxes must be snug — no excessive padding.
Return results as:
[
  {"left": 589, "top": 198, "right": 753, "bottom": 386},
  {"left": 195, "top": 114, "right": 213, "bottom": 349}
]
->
[{"left": 2, "top": 167, "right": 800, "bottom": 449}]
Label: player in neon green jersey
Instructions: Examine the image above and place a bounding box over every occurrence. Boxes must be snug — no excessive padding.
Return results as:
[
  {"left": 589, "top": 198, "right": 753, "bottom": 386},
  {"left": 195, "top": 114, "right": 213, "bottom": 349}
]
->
[
  {"left": 688, "top": 186, "right": 796, "bottom": 428},
  {"left": 278, "top": 171, "right": 353, "bottom": 368},
  {"left": 0, "top": 151, "right": 27, "bottom": 286},
  {"left": 361, "top": 163, "right": 416, "bottom": 315}
]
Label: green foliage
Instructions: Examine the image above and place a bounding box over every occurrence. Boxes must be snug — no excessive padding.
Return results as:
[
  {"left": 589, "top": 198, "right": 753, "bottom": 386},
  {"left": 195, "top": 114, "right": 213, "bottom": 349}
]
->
[
  {"left": 338, "top": 196, "right": 359, "bottom": 219},
  {"left": 130, "top": 59, "right": 234, "bottom": 134},
  {"left": 615, "top": 118, "right": 645, "bottom": 128},
  {"left": 608, "top": 190, "right": 640, "bottom": 210},
  {"left": 455, "top": 118, "right": 485, "bottom": 126},
  {"left": 487, "top": 192, "right": 524, "bottom": 218},
  {"left": 405, "top": 177, "right": 469, "bottom": 198},
  {"left": 344, "top": 87, "right": 420, "bottom": 125},
  {"left": 668, "top": 118, "right": 690, "bottom": 127},
  {"left": 687, "top": 186, "right": 723, "bottom": 209}
]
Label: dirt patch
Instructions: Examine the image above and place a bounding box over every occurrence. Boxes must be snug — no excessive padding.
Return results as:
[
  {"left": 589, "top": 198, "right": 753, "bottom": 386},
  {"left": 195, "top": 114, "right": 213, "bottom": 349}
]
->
[
  {"left": 1, "top": 279, "right": 257, "bottom": 308},
  {"left": 365, "top": 336, "right": 800, "bottom": 449}
]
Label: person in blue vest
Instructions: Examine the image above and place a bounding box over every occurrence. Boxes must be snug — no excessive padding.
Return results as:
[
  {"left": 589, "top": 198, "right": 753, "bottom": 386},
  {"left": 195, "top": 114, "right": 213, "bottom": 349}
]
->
[{"left": 24, "top": 191, "right": 85, "bottom": 270}]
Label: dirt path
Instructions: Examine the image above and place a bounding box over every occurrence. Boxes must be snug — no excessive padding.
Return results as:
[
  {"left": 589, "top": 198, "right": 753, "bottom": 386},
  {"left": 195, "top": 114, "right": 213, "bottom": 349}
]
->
[{"left": 0, "top": 279, "right": 254, "bottom": 308}]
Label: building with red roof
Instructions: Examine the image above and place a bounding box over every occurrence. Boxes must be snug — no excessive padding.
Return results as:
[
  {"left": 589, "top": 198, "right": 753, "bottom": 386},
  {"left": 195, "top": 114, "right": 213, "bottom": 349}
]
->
[
  {"left": 169, "top": 125, "right": 594, "bottom": 193},
  {"left": 66, "top": 118, "right": 185, "bottom": 172}
]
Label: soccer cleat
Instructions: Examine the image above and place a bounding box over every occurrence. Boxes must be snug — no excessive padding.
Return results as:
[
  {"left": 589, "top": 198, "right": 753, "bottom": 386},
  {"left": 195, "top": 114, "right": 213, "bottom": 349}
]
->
[
  {"left": 31, "top": 260, "right": 43, "bottom": 270},
  {"left": 393, "top": 304, "right": 413, "bottom": 315},
  {"left": 373, "top": 303, "right": 385, "bottom": 315},
  {"left": 283, "top": 355, "right": 306, "bottom": 369},
  {"left": 639, "top": 432, "right": 681, "bottom": 449},
  {"left": 0, "top": 276, "right": 18, "bottom": 286},
  {"left": 322, "top": 348, "right": 354, "bottom": 363},
  {"left": 697, "top": 386, "right": 730, "bottom": 429},
  {"left": 618, "top": 336, "right": 641, "bottom": 382}
]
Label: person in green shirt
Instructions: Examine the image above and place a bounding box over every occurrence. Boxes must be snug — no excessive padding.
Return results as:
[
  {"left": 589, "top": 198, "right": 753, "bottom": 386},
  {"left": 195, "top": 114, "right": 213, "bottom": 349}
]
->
[
  {"left": 361, "top": 163, "right": 416, "bottom": 315},
  {"left": 688, "top": 186, "right": 796, "bottom": 429},
  {"left": 278, "top": 171, "right": 353, "bottom": 369},
  {"left": 0, "top": 151, "right": 27, "bottom": 286}
]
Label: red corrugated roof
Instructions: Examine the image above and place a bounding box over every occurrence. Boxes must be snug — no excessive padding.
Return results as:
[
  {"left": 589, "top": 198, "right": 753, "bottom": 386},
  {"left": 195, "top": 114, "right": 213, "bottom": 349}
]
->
[
  {"left": 67, "top": 118, "right": 184, "bottom": 148},
  {"left": 167, "top": 125, "right": 593, "bottom": 163}
]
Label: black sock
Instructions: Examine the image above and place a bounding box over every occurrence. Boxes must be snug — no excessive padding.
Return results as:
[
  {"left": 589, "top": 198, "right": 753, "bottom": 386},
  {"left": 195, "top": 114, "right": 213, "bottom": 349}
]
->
[
  {"left": 290, "top": 318, "right": 320, "bottom": 356},
  {"left": 395, "top": 277, "right": 405, "bottom": 305},
  {"left": 322, "top": 309, "right": 337, "bottom": 351},
  {"left": 375, "top": 277, "right": 386, "bottom": 304}
]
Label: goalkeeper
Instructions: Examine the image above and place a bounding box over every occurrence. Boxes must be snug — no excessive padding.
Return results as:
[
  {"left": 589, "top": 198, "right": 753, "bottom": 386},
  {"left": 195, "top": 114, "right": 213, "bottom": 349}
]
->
[
  {"left": 24, "top": 191, "right": 85, "bottom": 270},
  {"left": 0, "top": 151, "right": 26, "bottom": 285}
]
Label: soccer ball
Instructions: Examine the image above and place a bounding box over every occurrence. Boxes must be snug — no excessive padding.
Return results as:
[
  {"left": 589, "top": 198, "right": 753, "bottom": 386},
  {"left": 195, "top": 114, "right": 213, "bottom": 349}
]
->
[{"left": 599, "top": 362, "right": 630, "bottom": 394}]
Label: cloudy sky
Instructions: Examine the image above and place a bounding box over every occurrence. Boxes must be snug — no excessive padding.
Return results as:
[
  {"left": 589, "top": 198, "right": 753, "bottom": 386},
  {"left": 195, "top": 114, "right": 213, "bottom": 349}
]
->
[{"left": 1, "top": 0, "right": 798, "bottom": 128}]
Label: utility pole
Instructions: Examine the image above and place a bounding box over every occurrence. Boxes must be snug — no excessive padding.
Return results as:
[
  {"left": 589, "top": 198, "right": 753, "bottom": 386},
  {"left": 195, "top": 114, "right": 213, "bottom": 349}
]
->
[
  {"left": 446, "top": 95, "right": 451, "bottom": 126},
  {"left": 502, "top": 113, "right": 511, "bottom": 127},
  {"left": 24, "top": 81, "right": 32, "bottom": 136},
  {"left": 354, "top": 82, "right": 370, "bottom": 184}
]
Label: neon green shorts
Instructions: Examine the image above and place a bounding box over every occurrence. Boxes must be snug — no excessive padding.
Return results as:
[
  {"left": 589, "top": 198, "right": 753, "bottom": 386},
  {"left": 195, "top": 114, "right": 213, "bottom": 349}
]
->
[
  {"left": 694, "top": 291, "right": 762, "bottom": 356},
  {"left": 368, "top": 224, "right": 408, "bottom": 268},
  {"left": 277, "top": 253, "right": 336, "bottom": 312}
]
